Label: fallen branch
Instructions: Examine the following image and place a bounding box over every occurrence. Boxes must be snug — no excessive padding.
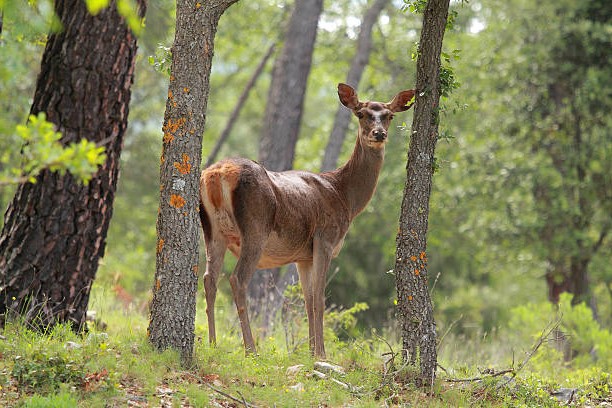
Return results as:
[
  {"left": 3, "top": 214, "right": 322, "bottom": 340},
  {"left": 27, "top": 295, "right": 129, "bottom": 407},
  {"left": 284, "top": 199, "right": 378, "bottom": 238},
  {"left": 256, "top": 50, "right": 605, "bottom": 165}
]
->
[
  {"left": 204, "top": 382, "right": 259, "bottom": 408},
  {"left": 443, "top": 318, "right": 562, "bottom": 386},
  {"left": 444, "top": 368, "right": 515, "bottom": 383}
]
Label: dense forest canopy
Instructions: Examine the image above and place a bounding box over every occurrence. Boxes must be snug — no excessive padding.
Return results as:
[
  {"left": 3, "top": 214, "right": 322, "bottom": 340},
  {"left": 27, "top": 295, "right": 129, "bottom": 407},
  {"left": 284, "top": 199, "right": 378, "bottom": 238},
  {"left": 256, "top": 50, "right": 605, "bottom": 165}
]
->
[{"left": 1, "top": 0, "right": 610, "bottom": 349}]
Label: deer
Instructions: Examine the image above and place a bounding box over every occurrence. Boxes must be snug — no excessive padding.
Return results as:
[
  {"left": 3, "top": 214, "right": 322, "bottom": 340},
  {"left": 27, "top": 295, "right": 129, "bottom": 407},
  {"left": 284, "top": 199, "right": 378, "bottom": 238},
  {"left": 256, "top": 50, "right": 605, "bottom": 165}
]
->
[{"left": 199, "top": 83, "right": 415, "bottom": 359}]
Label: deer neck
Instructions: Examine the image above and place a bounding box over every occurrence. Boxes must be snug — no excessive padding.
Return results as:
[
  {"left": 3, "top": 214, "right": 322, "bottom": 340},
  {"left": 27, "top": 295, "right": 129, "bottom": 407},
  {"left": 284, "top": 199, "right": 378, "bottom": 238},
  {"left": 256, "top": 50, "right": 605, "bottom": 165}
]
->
[{"left": 332, "top": 131, "right": 385, "bottom": 219}]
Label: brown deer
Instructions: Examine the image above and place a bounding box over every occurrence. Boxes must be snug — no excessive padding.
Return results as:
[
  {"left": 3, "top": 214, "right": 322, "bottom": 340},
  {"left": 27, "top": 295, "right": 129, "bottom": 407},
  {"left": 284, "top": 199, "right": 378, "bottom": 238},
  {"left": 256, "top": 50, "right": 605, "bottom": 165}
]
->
[{"left": 199, "top": 83, "right": 415, "bottom": 359}]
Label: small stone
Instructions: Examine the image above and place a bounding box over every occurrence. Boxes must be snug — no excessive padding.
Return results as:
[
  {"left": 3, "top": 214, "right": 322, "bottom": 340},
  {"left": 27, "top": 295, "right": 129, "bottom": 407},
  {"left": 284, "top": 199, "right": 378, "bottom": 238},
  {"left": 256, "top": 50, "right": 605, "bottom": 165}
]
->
[
  {"left": 64, "top": 341, "right": 81, "bottom": 350},
  {"left": 286, "top": 364, "right": 305, "bottom": 378},
  {"left": 288, "top": 382, "right": 304, "bottom": 392},
  {"left": 314, "top": 361, "right": 345, "bottom": 375}
]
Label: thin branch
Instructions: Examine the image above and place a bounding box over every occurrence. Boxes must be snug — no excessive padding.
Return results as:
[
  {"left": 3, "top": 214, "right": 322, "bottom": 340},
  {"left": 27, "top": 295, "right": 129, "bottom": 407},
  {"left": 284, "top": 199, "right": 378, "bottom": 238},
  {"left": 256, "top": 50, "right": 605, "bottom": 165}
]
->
[
  {"left": 443, "top": 318, "right": 561, "bottom": 386},
  {"left": 444, "top": 368, "right": 514, "bottom": 383},
  {"left": 204, "top": 382, "right": 259, "bottom": 408},
  {"left": 592, "top": 226, "right": 610, "bottom": 254}
]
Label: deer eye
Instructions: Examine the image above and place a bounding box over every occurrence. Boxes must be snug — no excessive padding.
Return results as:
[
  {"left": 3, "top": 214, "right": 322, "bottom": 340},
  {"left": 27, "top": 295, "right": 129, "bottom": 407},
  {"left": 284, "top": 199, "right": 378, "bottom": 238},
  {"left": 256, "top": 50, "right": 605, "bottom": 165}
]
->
[{"left": 356, "top": 111, "right": 364, "bottom": 119}]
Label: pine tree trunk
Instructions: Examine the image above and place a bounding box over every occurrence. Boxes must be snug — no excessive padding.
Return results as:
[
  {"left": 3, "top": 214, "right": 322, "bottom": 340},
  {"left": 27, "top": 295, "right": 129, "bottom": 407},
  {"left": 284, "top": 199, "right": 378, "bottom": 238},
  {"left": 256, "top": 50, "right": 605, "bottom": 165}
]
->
[
  {"left": 0, "top": 0, "right": 144, "bottom": 330},
  {"left": 394, "top": 0, "right": 449, "bottom": 386},
  {"left": 250, "top": 0, "right": 323, "bottom": 325},
  {"left": 147, "top": 0, "right": 238, "bottom": 364},
  {"left": 258, "top": 0, "right": 323, "bottom": 171},
  {"left": 321, "top": 0, "right": 389, "bottom": 172}
]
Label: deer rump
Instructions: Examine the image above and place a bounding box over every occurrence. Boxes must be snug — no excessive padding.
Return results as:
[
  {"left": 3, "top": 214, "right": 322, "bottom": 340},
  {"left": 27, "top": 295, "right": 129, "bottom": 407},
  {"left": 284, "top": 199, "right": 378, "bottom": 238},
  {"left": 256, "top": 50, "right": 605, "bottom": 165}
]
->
[{"left": 199, "top": 157, "right": 350, "bottom": 270}]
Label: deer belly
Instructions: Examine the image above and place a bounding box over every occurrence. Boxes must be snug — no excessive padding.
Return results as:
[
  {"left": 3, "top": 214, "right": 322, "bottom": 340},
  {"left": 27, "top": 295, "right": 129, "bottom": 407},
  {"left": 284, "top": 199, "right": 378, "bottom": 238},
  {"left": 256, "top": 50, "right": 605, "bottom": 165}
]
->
[{"left": 226, "top": 233, "right": 305, "bottom": 269}]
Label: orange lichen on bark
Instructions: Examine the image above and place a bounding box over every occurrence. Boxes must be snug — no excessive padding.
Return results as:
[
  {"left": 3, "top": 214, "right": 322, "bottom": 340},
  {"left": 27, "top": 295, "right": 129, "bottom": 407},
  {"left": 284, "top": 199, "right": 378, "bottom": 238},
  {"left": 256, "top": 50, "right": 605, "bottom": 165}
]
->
[
  {"left": 155, "top": 279, "right": 161, "bottom": 291},
  {"left": 203, "top": 161, "right": 241, "bottom": 209},
  {"left": 162, "top": 117, "right": 186, "bottom": 144},
  {"left": 414, "top": 269, "right": 420, "bottom": 276},
  {"left": 163, "top": 133, "right": 174, "bottom": 144},
  {"left": 169, "top": 194, "right": 186, "bottom": 208},
  {"left": 408, "top": 295, "right": 413, "bottom": 300},
  {"left": 410, "top": 255, "right": 417, "bottom": 261},
  {"left": 173, "top": 154, "right": 192, "bottom": 174},
  {"left": 157, "top": 239, "right": 164, "bottom": 255}
]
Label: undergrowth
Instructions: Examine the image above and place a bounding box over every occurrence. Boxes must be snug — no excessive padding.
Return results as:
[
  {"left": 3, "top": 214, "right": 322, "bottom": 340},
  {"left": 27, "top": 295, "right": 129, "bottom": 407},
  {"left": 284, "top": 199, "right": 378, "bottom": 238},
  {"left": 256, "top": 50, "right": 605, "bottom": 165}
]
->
[{"left": 0, "top": 287, "right": 609, "bottom": 407}]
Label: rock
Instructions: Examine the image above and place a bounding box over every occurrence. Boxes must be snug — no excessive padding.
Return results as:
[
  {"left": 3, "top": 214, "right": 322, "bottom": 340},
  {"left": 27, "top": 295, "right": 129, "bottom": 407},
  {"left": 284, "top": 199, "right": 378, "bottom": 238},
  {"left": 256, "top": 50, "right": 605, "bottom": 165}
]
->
[
  {"left": 314, "top": 361, "right": 345, "bottom": 375},
  {"left": 551, "top": 388, "right": 578, "bottom": 403},
  {"left": 64, "top": 341, "right": 82, "bottom": 350},
  {"left": 288, "top": 382, "right": 305, "bottom": 392},
  {"left": 286, "top": 364, "right": 305, "bottom": 378}
]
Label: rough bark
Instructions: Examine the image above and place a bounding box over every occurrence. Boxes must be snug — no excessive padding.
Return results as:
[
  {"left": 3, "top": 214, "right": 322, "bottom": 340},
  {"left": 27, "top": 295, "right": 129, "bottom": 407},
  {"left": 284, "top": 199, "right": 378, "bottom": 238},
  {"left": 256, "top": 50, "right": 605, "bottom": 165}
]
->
[
  {"left": 148, "top": 0, "right": 238, "bottom": 364},
  {"left": 321, "top": 0, "right": 389, "bottom": 172},
  {"left": 258, "top": 0, "right": 323, "bottom": 171},
  {"left": 394, "top": 0, "right": 449, "bottom": 387},
  {"left": 250, "top": 0, "right": 323, "bottom": 325},
  {"left": 0, "top": 0, "right": 144, "bottom": 330}
]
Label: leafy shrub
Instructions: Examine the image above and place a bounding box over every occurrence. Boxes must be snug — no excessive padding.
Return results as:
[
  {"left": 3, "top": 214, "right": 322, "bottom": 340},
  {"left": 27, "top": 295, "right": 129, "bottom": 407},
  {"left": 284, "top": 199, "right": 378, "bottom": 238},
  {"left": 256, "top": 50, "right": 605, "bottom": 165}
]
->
[
  {"left": 11, "top": 351, "right": 86, "bottom": 393},
  {"left": 508, "top": 293, "right": 612, "bottom": 372}
]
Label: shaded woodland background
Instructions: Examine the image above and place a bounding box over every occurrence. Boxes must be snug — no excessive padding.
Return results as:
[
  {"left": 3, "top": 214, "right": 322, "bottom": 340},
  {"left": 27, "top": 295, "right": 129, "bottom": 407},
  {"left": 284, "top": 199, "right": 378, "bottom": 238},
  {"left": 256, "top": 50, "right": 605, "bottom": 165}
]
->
[{"left": 1, "top": 0, "right": 610, "bottom": 360}]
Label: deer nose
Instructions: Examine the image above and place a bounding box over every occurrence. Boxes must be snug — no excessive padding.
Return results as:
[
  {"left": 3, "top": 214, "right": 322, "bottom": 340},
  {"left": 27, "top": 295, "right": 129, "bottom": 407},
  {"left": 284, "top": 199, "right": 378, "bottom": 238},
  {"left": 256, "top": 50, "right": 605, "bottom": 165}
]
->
[{"left": 373, "top": 130, "right": 386, "bottom": 142}]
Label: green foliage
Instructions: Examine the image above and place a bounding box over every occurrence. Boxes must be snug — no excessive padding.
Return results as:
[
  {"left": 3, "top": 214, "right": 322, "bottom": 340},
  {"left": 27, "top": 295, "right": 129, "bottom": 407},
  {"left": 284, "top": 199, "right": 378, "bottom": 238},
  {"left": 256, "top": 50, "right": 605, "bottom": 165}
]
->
[
  {"left": 402, "top": 0, "right": 428, "bottom": 14},
  {"left": 11, "top": 352, "right": 85, "bottom": 393},
  {"left": 508, "top": 294, "right": 612, "bottom": 372},
  {"left": 326, "top": 302, "right": 370, "bottom": 339},
  {"left": 20, "top": 391, "right": 79, "bottom": 408},
  {"left": 84, "top": 0, "right": 144, "bottom": 35},
  {"left": 147, "top": 43, "right": 172, "bottom": 77},
  {"left": 0, "top": 113, "right": 106, "bottom": 186}
]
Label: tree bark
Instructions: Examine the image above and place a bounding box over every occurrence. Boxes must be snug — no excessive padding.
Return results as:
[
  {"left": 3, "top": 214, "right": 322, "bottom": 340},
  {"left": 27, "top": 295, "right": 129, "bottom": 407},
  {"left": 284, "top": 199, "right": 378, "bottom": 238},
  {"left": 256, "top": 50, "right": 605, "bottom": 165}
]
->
[
  {"left": 394, "top": 0, "right": 449, "bottom": 387},
  {"left": 321, "top": 0, "right": 389, "bottom": 172},
  {"left": 147, "top": 0, "right": 238, "bottom": 364},
  {"left": 0, "top": 0, "right": 144, "bottom": 330},
  {"left": 258, "top": 0, "right": 323, "bottom": 171},
  {"left": 249, "top": 0, "right": 323, "bottom": 326},
  {"left": 205, "top": 42, "right": 276, "bottom": 167}
]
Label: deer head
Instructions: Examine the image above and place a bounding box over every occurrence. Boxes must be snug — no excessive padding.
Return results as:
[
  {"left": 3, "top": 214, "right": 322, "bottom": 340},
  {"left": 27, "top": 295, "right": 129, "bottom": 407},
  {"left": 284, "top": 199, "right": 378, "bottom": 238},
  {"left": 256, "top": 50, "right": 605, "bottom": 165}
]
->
[{"left": 338, "top": 83, "right": 415, "bottom": 147}]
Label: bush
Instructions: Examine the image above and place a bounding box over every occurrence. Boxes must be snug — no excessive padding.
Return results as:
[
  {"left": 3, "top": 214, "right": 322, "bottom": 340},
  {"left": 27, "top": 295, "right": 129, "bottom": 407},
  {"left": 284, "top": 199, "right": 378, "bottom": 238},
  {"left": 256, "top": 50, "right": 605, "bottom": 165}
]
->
[{"left": 508, "top": 293, "right": 612, "bottom": 372}]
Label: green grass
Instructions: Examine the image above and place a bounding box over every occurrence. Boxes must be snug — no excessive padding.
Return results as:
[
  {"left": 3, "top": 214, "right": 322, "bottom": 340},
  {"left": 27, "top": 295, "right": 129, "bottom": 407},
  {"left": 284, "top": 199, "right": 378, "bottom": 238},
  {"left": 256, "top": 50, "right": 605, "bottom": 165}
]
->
[{"left": 0, "top": 287, "right": 609, "bottom": 407}]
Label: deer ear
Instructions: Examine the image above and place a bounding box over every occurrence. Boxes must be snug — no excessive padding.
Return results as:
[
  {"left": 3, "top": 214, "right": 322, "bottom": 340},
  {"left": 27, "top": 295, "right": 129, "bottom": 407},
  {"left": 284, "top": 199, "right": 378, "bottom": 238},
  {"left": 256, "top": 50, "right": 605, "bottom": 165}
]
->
[
  {"left": 388, "top": 89, "right": 416, "bottom": 112},
  {"left": 338, "top": 83, "right": 360, "bottom": 110}
]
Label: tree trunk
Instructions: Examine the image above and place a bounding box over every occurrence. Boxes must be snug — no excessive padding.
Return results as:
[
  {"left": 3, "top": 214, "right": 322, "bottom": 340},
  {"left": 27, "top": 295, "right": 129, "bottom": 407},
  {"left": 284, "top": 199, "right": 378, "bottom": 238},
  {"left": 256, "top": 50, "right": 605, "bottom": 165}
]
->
[
  {"left": 250, "top": 0, "right": 323, "bottom": 326},
  {"left": 147, "top": 0, "right": 238, "bottom": 364},
  {"left": 394, "top": 0, "right": 449, "bottom": 387},
  {"left": 258, "top": 0, "right": 323, "bottom": 171},
  {"left": 0, "top": 0, "right": 144, "bottom": 330},
  {"left": 321, "top": 0, "right": 389, "bottom": 172},
  {"left": 205, "top": 42, "right": 276, "bottom": 167}
]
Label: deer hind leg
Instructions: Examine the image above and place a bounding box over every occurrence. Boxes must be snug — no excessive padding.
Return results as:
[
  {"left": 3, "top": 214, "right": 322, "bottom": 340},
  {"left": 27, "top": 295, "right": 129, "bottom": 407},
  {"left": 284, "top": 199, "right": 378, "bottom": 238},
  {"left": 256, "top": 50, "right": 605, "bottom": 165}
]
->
[
  {"left": 203, "top": 237, "right": 227, "bottom": 347},
  {"left": 229, "top": 239, "right": 265, "bottom": 355},
  {"left": 296, "top": 261, "right": 315, "bottom": 353}
]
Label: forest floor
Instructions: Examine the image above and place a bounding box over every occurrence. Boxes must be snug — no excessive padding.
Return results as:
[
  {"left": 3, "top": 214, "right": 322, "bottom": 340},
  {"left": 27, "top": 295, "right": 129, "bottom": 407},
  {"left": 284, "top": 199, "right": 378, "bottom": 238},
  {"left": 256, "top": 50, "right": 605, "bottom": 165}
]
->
[{"left": 0, "top": 289, "right": 610, "bottom": 407}]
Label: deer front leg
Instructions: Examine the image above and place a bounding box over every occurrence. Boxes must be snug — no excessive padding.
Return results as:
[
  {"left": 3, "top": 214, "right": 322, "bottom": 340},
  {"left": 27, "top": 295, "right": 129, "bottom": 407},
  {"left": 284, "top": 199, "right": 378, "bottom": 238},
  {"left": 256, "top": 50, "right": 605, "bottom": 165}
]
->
[
  {"left": 311, "top": 233, "right": 334, "bottom": 360},
  {"left": 229, "top": 242, "right": 263, "bottom": 355},
  {"left": 203, "top": 238, "right": 227, "bottom": 347},
  {"left": 296, "top": 261, "right": 315, "bottom": 352}
]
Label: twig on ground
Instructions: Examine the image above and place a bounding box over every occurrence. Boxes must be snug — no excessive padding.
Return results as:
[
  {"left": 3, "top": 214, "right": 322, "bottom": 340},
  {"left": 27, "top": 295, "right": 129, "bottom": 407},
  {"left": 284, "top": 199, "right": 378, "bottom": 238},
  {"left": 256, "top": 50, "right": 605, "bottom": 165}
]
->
[
  {"left": 445, "top": 368, "right": 515, "bottom": 383},
  {"left": 204, "top": 382, "right": 259, "bottom": 408},
  {"left": 443, "top": 318, "right": 562, "bottom": 386}
]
